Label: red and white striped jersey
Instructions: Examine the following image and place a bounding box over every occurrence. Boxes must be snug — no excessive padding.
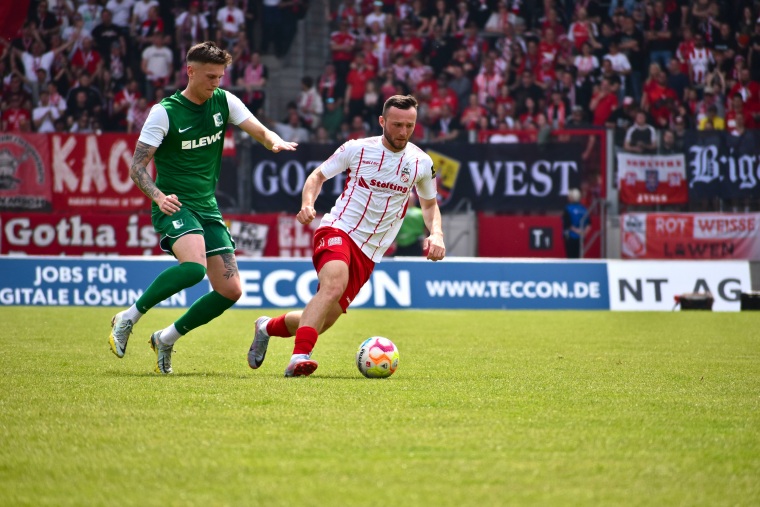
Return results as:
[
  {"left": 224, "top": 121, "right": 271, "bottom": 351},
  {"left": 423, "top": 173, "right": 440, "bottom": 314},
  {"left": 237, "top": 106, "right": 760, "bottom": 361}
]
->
[
  {"left": 687, "top": 47, "right": 714, "bottom": 85},
  {"left": 318, "top": 136, "right": 437, "bottom": 262}
]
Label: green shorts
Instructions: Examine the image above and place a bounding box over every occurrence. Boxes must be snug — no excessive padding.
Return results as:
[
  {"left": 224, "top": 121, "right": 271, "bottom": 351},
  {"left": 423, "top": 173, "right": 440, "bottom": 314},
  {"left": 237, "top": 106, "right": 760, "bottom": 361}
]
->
[{"left": 152, "top": 206, "right": 236, "bottom": 258}]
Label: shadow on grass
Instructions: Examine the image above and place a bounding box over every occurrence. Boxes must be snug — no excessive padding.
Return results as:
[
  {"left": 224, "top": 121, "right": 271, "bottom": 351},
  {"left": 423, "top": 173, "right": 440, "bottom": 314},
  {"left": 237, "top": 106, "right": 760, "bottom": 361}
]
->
[{"left": 103, "top": 370, "right": 250, "bottom": 379}]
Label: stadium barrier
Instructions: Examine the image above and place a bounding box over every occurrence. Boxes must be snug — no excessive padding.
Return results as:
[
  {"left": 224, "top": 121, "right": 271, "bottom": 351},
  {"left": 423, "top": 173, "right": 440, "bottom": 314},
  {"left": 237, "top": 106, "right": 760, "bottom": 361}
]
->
[{"left": 0, "top": 256, "right": 752, "bottom": 312}]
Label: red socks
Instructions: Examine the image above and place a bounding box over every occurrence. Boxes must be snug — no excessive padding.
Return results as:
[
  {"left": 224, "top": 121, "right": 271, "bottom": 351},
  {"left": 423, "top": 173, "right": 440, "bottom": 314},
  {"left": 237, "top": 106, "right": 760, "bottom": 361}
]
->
[
  {"left": 293, "top": 326, "right": 318, "bottom": 355},
  {"left": 266, "top": 315, "right": 292, "bottom": 337}
]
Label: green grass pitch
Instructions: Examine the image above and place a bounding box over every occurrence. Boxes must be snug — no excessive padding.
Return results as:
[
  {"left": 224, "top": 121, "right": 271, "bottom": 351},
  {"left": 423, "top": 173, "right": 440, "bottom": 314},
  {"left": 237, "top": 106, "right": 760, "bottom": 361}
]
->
[{"left": 1, "top": 307, "right": 758, "bottom": 506}]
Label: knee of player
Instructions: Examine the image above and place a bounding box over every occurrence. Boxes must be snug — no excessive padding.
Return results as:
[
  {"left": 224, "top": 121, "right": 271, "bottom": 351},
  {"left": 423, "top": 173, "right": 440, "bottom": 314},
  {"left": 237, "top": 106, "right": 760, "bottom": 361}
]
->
[
  {"left": 223, "top": 284, "right": 243, "bottom": 302},
  {"left": 318, "top": 282, "right": 348, "bottom": 302},
  {"left": 180, "top": 261, "right": 207, "bottom": 285}
]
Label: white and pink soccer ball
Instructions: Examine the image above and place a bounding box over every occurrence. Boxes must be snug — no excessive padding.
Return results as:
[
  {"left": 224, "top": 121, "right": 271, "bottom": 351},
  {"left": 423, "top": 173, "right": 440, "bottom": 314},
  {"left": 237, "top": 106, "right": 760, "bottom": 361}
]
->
[{"left": 356, "top": 337, "right": 399, "bottom": 378}]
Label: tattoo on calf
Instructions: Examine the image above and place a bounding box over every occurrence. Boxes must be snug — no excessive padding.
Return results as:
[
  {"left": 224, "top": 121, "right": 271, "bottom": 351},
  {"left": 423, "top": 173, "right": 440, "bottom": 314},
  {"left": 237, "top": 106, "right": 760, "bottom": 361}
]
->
[{"left": 220, "top": 253, "right": 238, "bottom": 280}]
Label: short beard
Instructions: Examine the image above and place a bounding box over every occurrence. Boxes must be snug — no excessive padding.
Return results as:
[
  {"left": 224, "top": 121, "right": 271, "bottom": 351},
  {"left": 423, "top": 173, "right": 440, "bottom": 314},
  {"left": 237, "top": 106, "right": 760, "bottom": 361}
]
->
[{"left": 383, "top": 126, "right": 406, "bottom": 151}]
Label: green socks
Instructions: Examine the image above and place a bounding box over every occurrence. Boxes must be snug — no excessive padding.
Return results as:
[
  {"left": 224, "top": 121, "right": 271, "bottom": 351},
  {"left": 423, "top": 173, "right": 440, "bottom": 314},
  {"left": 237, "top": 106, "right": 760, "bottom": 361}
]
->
[
  {"left": 174, "top": 290, "right": 237, "bottom": 335},
  {"left": 135, "top": 262, "right": 207, "bottom": 313}
]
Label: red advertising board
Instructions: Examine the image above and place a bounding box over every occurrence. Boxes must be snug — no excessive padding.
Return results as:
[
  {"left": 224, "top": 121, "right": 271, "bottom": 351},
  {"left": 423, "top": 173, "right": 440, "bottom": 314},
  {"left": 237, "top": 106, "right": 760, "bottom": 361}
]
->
[
  {"left": 0, "top": 212, "right": 318, "bottom": 257},
  {"left": 477, "top": 213, "right": 601, "bottom": 258},
  {"left": 51, "top": 134, "right": 155, "bottom": 213},
  {"left": 621, "top": 212, "right": 760, "bottom": 259},
  {"left": 617, "top": 153, "right": 688, "bottom": 205},
  {"left": 0, "top": 134, "right": 53, "bottom": 212}
]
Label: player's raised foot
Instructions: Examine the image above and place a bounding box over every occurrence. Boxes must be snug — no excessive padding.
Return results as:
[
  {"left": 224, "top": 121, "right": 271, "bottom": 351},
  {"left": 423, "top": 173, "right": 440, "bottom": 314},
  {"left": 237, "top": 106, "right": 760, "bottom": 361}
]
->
[
  {"left": 109, "top": 311, "right": 133, "bottom": 358},
  {"left": 284, "top": 354, "right": 318, "bottom": 378},
  {"left": 247, "top": 316, "right": 271, "bottom": 369},
  {"left": 149, "top": 331, "right": 174, "bottom": 374}
]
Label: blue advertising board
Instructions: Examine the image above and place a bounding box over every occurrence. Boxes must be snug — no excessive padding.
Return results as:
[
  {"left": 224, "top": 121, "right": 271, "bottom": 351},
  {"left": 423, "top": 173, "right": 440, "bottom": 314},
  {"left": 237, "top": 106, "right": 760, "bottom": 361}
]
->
[{"left": 0, "top": 257, "right": 610, "bottom": 310}]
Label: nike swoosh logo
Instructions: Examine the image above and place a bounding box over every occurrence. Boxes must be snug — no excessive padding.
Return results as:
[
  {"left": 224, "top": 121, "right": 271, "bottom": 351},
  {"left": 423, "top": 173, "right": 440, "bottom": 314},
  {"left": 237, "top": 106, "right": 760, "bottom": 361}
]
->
[{"left": 179, "top": 126, "right": 193, "bottom": 133}]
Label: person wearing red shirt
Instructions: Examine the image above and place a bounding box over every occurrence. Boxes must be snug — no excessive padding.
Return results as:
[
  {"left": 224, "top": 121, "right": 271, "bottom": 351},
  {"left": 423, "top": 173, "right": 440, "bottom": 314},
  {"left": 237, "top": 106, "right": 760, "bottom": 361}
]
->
[
  {"left": 589, "top": 78, "right": 619, "bottom": 126},
  {"left": 330, "top": 19, "right": 357, "bottom": 82},
  {"left": 460, "top": 92, "right": 487, "bottom": 130},
  {"left": 642, "top": 70, "right": 678, "bottom": 128},
  {"left": 567, "top": 7, "right": 597, "bottom": 53},
  {"left": 473, "top": 57, "right": 504, "bottom": 107},
  {"left": 729, "top": 68, "right": 760, "bottom": 105},
  {"left": 414, "top": 67, "right": 438, "bottom": 106},
  {"left": 427, "top": 78, "right": 459, "bottom": 121},
  {"left": 344, "top": 53, "right": 376, "bottom": 121},
  {"left": 70, "top": 36, "right": 103, "bottom": 78},
  {"left": 1, "top": 94, "right": 32, "bottom": 131},
  {"left": 538, "top": 27, "right": 560, "bottom": 67},
  {"left": 391, "top": 22, "right": 423, "bottom": 62}
]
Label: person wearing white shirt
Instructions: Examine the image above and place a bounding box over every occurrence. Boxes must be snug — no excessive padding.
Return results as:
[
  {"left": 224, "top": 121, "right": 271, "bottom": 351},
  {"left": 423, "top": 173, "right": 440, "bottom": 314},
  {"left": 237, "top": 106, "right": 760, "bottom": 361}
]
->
[
  {"left": 131, "top": 0, "right": 159, "bottom": 32},
  {"left": 33, "top": 90, "right": 61, "bottom": 133},
  {"left": 216, "top": 0, "right": 246, "bottom": 49},
  {"left": 247, "top": 94, "right": 446, "bottom": 378},
  {"left": 141, "top": 33, "right": 173, "bottom": 99},
  {"left": 77, "top": 0, "right": 103, "bottom": 32},
  {"left": 105, "top": 0, "right": 135, "bottom": 28}
]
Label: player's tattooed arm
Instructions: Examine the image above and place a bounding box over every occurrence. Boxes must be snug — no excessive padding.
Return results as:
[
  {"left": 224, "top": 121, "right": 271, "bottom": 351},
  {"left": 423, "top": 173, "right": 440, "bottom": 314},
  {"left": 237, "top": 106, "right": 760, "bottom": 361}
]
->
[{"left": 130, "top": 141, "right": 160, "bottom": 200}]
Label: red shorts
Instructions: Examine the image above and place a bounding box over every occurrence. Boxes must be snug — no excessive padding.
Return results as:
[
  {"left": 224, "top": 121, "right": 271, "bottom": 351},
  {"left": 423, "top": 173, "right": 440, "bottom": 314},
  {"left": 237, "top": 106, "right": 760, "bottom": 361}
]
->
[{"left": 312, "top": 227, "right": 375, "bottom": 312}]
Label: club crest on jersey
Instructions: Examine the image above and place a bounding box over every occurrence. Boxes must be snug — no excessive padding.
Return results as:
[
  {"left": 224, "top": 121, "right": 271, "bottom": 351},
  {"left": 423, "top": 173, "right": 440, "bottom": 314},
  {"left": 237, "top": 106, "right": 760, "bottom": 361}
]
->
[
  {"left": 400, "top": 165, "right": 411, "bottom": 183},
  {"left": 213, "top": 113, "right": 223, "bottom": 127}
]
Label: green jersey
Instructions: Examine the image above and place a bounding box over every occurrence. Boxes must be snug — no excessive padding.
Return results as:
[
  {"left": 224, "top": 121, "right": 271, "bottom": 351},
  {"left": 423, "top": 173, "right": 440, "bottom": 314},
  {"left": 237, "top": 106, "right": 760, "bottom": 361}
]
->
[{"left": 151, "top": 89, "right": 230, "bottom": 213}]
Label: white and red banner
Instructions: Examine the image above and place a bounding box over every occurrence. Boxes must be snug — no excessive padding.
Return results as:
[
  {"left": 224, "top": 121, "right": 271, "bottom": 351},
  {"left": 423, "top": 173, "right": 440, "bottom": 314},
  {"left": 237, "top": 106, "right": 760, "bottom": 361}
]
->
[
  {"left": 621, "top": 212, "right": 760, "bottom": 260},
  {"left": 0, "top": 212, "right": 319, "bottom": 257},
  {"left": 617, "top": 153, "right": 688, "bottom": 205},
  {"left": 51, "top": 134, "right": 155, "bottom": 213}
]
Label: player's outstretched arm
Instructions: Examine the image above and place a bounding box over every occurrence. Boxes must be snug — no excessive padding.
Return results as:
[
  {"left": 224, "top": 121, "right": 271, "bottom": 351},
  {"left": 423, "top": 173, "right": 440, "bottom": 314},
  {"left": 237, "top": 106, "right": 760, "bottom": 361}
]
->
[
  {"left": 419, "top": 196, "right": 445, "bottom": 261},
  {"left": 237, "top": 116, "right": 298, "bottom": 153},
  {"left": 130, "top": 140, "right": 181, "bottom": 216}
]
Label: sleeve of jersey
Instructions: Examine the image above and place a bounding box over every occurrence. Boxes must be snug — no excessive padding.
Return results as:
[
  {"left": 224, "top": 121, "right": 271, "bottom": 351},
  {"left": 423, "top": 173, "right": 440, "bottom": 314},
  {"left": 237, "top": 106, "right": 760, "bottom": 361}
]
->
[
  {"left": 137, "top": 104, "right": 169, "bottom": 147},
  {"left": 225, "top": 89, "right": 254, "bottom": 125},
  {"left": 319, "top": 142, "right": 355, "bottom": 179},
  {"left": 414, "top": 155, "right": 437, "bottom": 201}
]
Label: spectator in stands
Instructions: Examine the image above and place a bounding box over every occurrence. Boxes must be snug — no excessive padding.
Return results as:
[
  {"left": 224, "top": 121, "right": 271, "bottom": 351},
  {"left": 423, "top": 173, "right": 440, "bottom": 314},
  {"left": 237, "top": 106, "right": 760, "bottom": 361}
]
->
[
  {"left": 105, "top": 0, "right": 135, "bottom": 30},
  {"left": 589, "top": 77, "right": 618, "bottom": 126},
  {"left": 131, "top": 0, "right": 159, "bottom": 35},
  {"left": 32, "top": 1, "right": 61, "bottom": 44},
  {"left": 273, "top": 109, "right": 311, "bottom": 143},
  {"left": 61, "top": 14, "right": 91, "bottom": 59},
  {"left": 66, "top": 72, "right": 102, "bottom": 117},
  {"left": 728, "top": 112, "right": 747, "bottom": 137},
  {"left": 606, "top": 96, "right": 638, "bottom": 145},
  {"left": 344, "top": 53, "right": 376, "bottom": 122},
  {"left": 511, "top": 70, "right": 543, "bottom": 114},
  {"left": 428, "top": 0, "right": 455, "bottom": 37},
  {"left": 698, "top": 104, "right": 725, "bottom": 130},
  {"left": 137, "top": 5, "right": 166, "bottom": 49},
  {"left": 659, "top": 129, "right": 678, "bottom": 154},
  {"left": 428, "top": 104, "right": 462, "bottom": 143},
  {"left": 175, "top": 2, "right": 209, "bottom": 57},
  {"left": 126, "top": 95, "right": 151, "bottom": 133},
  {"left": 346, "top": 114, "right": 369, "bottom": 140},
  {"left": 671, "top": 114, "right": 687, "bottom": 148},
  {"left": 624, "top": 111, "right": 657, "bottom": 153},
  {"left": 297, "top": 76, "right": 324, "bottom": 129},
  {"left": 311, "top": 125, "right": 333, "bottom": 144},
  {"left": 546, "top": 89, "right": 568, "bottom": 129},
  {"left": 70, "top": 36, "right": 104, "bottom": 80},
  {"left": 321, "top": 97, "right": 344, "bottom": 141},
  {"left": 473, "top": 56, "right": 504, "bottom": 107},
  {"left": 603, "top": 41, "right": 631, "bottom": 99},
  {"left": 70, "top": 110, "right": 94, "bottom": 133},
  {"left": 217, "top": 0, "right": 246, "bottom": 50},
  {"left": 666, "top": 58, "right": 689, "bottom": 102},
  {"left": 695, "top": 86, "right": 723, "bottom": 124},
  {"left": 567, "top": 7, "right": 598, "bottom": 53},
  {"left": 92, "top": 9, "right": 126, "bottom": 60},
  {"left": 10, "top": 36, "right": 74, "bottom": 101},
  {"left": 2, "top": 94, "right": 32, "bottom": 132},
  {"left": 460, "top": 92, "right": 486, "bottom": 130},
  {"left": 330, "top": 19, "right": 357, "bottom": 83},
  {"left": 563, "top": 188, "right": 590, "bottom": 259},
  {"left": 237, "top": 51, "right": 267, "bottom": 115},
  {"left": 484, "top": 1, "right": 511, "bottom": 35},
  {"left": 46, "top": 81, "right": 67, "bottom": 117},
  {"left": 644, "top": 0, "right": 674, "bottom": 70},
  {"left": 141, "top": 32, "right": 173, "bottom": 101},
  {"left": 112, "top": 77, "right": 141, "bottom": 130},
  {"left": 77, "top": 0, "right": 104, "bottom": 33}
]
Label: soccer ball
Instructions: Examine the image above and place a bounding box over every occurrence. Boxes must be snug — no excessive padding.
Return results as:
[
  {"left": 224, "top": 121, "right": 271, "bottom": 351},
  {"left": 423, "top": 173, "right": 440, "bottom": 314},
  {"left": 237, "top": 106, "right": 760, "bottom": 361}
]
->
[{"left": 356, "top": 337, "right": 399, "bottom": 378}]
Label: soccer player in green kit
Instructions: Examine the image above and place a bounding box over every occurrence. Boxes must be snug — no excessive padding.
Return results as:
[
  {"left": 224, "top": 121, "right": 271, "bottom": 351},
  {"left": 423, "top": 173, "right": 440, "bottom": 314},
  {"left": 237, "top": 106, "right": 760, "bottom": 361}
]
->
[{"left": 108, "top": 41, "right": 297, "bottom": 374}]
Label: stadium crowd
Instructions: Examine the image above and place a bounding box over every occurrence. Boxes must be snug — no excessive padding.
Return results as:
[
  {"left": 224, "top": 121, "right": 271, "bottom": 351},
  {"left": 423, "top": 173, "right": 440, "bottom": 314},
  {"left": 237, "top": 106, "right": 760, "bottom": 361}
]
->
[{"left": 2, "top": 0, "right": 760, "bottom": 150}]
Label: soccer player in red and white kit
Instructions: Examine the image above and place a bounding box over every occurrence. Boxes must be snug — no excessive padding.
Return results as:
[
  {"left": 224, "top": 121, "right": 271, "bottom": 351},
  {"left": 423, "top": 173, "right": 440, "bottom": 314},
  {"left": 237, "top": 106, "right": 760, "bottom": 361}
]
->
[{"left": 248, "top": 94, "right": 446, "bottom": 377}]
